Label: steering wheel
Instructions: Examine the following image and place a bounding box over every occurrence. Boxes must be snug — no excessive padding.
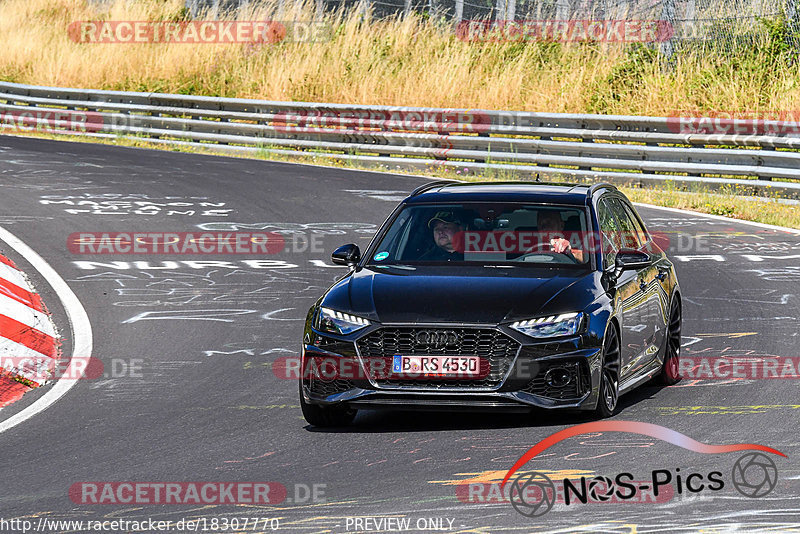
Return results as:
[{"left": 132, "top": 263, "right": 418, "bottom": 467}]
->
[
  {"left": 521, "top": 242, "right": 554, "bottom": 254},
  {"left": 516, "top": 242, "right": 579, "bottom": 264}
]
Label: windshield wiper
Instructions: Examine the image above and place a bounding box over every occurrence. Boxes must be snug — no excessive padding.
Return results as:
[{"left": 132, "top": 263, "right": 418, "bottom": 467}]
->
[{"left": 372, "top": 264, "right": 417, "bottom": 270}]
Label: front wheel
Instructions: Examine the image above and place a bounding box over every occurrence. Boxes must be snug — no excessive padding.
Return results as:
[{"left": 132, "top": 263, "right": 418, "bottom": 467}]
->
[
  {"left": 299, "top": 381, "right": 357, "bottom": 427},
  {"left": 657, "top": 299, "right": 682, "bottom": 386},
  {"left": 593, "top": 323, "right": 620, "bottom": 419}
]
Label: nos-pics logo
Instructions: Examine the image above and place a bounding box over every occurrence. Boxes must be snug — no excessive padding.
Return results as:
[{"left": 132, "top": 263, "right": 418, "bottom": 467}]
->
[{"left": 501, "top": 422, "right": 784, "bottom": 518}]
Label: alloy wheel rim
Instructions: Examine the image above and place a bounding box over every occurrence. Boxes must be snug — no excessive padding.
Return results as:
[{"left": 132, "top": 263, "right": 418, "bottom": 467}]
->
[
  {"left": 666, "top": 302, "right": 682, "bottom": 378},
  {"left": 602, "top": 327, "right": 620, "bottom": 411}
]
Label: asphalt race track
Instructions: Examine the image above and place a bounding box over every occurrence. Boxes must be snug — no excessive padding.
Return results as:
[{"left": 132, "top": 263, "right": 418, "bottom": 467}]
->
[{"left": 0, "top": 135, "right": 799, "bottom": 533}]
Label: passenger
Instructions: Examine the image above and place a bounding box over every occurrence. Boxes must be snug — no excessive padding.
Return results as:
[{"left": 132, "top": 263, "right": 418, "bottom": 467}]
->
[{"left": 420, "top": 211, "right": 465, "bottom": 261}]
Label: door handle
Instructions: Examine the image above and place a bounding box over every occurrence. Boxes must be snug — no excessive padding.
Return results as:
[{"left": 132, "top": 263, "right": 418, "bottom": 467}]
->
[{"left": 639, "top": 280, "right": 648, "bottom": 291}]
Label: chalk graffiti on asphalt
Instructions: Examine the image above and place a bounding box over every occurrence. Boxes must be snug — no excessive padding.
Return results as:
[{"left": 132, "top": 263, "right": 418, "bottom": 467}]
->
[
  {"left": 39, "top": 193, "right": 232, "bottom": 216},
  {"left": 344, "top": 189, "right": 408, "bottom": 202},
  {"left": 196, "top": 221, "right": 377, "bottom": 234},
  {"left": 69, "top": 266, "right": 334, "bottom": 307}
]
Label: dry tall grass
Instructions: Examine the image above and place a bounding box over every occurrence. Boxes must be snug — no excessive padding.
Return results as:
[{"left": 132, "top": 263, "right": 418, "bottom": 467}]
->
[{"left": 1, "top": 0, "right": 799, "bottom": 114}]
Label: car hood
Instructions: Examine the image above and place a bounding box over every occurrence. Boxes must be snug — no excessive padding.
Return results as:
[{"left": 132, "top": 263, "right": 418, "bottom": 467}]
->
[{"left": 321, "top": 265, "right": 599, "bottom": 325}]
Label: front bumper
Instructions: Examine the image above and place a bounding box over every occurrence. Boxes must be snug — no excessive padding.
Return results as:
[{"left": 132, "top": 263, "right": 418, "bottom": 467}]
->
[{"left": 300, "top": 325, "right": 603, "bottom": 412}]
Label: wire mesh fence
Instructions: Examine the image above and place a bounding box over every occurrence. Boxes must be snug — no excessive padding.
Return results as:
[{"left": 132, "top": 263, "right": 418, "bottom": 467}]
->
[{"left": 185, "top": 0, "right": 800, "bottom": 53}]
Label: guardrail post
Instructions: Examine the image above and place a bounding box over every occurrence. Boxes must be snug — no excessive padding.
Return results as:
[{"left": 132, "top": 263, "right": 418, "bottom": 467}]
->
[
  {"left": 555, "top": 0, "right": 570, "bottom": 21},
  {"left": 506, "top": 0, "right": 516, "bottom": 21},
  {"left": 495, "top": 0, "right": 505, "bottom": 22},
  {"left": 787, "top": 0, "right": 800, "bottom": 51},
  {"left": 659, "top": 0, "right": 676, "bottom": 61},
  {"left": 185, "top": 0, "right": 240, "bottom": 16},
  {"left": 683, "top": 0, "right": 697, "bottom": 41},
  {"left": 494, "top": 0, "right": 516, "bottom": 22},
  {"left": 185, "top": 0, "right": 201, "bottom": 17}
]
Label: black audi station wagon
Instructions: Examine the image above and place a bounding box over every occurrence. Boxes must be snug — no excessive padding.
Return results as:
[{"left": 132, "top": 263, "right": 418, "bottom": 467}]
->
[{"left": 299, "top": 182, "right": 682, "bottom": 426}]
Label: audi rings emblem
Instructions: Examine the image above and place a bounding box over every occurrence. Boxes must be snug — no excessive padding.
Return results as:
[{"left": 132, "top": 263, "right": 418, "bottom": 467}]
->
[{"left": 415, "top": 330, "right": 459, "bottom": 349}]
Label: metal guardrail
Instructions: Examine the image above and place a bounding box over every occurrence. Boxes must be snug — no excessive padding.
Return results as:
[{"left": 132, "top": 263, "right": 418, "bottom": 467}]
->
[{"left": 2, "top": 80, "right": 800, "bottom": 197}]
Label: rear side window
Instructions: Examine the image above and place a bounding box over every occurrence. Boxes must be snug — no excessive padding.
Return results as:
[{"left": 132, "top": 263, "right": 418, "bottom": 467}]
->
[
  {"left": 620, "top": 201, "right": 649, "bottom": 246},
  {"left": 607, "top": 198, "right": 642, "bottom": 249},
  {"left": 597, "top": 198, "right": 622, "bottom": 269}
]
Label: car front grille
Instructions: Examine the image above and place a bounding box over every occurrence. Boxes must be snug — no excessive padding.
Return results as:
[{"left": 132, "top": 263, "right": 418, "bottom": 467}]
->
[
  {"left": 307, "top": 377, "right": 356, "bottom": 398},
  {"left": 356, "top": 327, "right": 520, "bottom": 390}
]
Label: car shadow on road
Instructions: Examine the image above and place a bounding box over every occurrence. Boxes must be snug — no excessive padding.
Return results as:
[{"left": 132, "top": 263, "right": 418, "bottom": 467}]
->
[
  {"left": 303, "top": 410, "right": 577, "bottom": 433},
  {"left": 304, "top": 380, "right": 674, "bottom": 433}
]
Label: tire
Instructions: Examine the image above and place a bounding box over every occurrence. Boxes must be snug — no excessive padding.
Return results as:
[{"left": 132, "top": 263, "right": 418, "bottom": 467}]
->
[
  {"left": 657, "top": 299, "right": 682, "bottom": 386},
  {"left": 299, "top": 381, "right": 357, "bottom": 427},
  {"left": 593, "top": 322, "right": 621, "bottom": 419}
]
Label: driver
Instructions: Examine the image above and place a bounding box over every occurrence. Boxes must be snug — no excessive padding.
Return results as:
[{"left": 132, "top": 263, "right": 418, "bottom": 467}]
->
[
  {"left": 537, "top": 211, "right": 584, "bottom": 262},
  {"left": 420, "top": 211, "right": 465, "bottom": 261}
]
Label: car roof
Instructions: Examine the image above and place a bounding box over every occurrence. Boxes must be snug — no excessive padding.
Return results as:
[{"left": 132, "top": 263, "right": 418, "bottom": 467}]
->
[{"left": 405, "top": 181, "right": 613, "bottom": 205}]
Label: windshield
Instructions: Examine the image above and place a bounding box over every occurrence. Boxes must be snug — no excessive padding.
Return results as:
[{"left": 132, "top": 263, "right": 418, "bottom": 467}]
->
[{"left": 367, "top": 202, "right": 593, "bottom": 268}]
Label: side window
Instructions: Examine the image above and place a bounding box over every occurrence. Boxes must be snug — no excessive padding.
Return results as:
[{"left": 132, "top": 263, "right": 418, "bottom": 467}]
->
[
  {"left": 597, "top": 198, "right": 622, "bottom": 269},
  {"left": 621, "top": 202, "right": 649, "bottom": 246},
  {"left": 608, "top": 198, "right": 642, "bottom": 250}
]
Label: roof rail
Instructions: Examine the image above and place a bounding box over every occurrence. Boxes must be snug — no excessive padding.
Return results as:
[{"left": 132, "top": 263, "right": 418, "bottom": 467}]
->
[
  {"left": 409, "top": 180, "right": 455, "bottom": 197},
  {"left": 587, "top": 182, "right": 617, "bottom": 197}
]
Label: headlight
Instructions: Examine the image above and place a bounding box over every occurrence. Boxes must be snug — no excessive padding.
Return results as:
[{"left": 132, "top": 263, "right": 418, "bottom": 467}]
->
[
  {"left": 315, "top": 307, "right": 370, "bottom": 335},
  {"left": 510, "top": 312, "right": 583, "bottom": 338}
]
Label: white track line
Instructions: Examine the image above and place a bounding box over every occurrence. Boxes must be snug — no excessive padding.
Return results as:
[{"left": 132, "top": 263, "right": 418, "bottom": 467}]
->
[
  {"left": 0, "top": 226, "right": 92, "bottom": 435},
  {"left": 633, "top": 202, "right": 800, "bottom": 235}
]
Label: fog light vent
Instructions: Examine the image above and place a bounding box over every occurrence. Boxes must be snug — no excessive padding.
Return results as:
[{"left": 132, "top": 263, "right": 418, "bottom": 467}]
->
[{"left": 544, "top": 367, "right": 573, "bottom": 388}]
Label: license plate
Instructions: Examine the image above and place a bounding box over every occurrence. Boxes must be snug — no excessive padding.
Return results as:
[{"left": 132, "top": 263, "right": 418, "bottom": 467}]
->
[{"left": 392, "top": 355, "right": 481, "bottom": 377}]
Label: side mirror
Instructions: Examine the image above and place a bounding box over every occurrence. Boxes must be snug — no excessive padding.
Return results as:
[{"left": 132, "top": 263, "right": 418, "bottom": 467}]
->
[
  {"left": 614, "top": 250, "right": 652, "bottom": 274},
  {"left": 331, "top": 244, "right": 361, "bottom": 266}
]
